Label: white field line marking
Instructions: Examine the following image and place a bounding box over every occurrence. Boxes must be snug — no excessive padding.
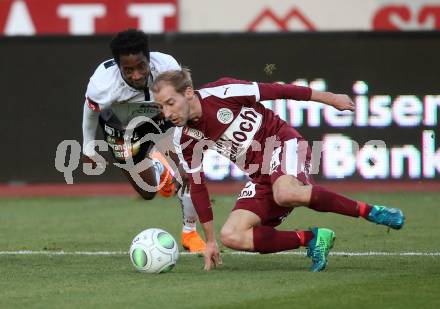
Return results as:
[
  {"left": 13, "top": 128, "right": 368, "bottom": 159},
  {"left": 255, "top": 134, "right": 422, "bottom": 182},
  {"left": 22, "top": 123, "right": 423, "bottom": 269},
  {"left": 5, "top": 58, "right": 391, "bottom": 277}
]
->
[{"left": 0, "top": 250, "right": 439, "bottom": 257}]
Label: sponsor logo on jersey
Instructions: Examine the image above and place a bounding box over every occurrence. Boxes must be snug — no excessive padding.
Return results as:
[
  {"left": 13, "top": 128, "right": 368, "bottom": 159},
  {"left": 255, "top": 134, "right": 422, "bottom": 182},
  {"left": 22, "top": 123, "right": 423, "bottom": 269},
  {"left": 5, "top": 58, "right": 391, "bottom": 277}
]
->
[
  {"left": 217, "top": 108, "right": 234, "bottom": 124},
  {"left": 104, "top": 124, "right": 115, "bottom": 136},
  {"left": 237, "top": 181, "right": 256, "bottom": 199},
  {"left": 130, "top": 104, "right": 161, "bottom": 118},
  {"left": 184, "top": 127, "right": 205, "bottom": 140},
  {"left": 214, "top": 107, "right": 262, "bottom": 161}
]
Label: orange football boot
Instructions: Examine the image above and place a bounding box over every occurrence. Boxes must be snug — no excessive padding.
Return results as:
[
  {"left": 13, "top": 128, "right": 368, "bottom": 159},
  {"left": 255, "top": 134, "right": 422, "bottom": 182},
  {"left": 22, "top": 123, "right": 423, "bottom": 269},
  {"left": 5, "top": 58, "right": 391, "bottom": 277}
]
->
[
  {"left": 182, "top": 231, "right": 206, "bottom": 253},
  {"left": 150, "top": 151, "right": 175, "bottom": 197}
]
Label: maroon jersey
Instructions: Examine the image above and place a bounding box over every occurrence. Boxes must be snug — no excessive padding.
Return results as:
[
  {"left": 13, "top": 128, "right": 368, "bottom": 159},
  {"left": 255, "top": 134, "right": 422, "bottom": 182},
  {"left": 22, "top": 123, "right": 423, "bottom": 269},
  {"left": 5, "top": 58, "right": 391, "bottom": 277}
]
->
[{"left": 173, "top": 78, "right": 312, "bottom": 223}]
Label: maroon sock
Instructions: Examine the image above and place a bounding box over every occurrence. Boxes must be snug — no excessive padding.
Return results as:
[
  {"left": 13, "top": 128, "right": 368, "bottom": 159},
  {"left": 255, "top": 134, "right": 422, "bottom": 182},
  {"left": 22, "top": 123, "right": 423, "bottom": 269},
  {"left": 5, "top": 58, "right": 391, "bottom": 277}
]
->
[
  {"left": 297, "top": 230, "right": 314, "bottom": 247},
  {"left": 358, "top": 202, "right": 373, "bottom": 218},
  {"left": 253, "top": 226, "right": 301, "bottom": 254},
  {"left": 309, "top": 185, "right": 372, "bottom": 218}
]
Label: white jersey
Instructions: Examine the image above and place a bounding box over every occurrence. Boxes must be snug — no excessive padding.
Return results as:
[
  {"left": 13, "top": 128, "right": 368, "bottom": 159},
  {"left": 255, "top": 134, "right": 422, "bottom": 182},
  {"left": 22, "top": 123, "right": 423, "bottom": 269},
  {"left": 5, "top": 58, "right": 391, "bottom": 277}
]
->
[{"left": 82, "top": 52, "right": 180, "bottom": 156}]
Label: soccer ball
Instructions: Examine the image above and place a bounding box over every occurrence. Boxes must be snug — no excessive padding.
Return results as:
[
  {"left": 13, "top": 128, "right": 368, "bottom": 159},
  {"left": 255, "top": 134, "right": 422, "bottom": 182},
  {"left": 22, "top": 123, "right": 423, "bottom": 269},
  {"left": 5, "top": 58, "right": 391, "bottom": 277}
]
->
[{"left": 129, "top": 228, "right": 179, "bottom": 273}]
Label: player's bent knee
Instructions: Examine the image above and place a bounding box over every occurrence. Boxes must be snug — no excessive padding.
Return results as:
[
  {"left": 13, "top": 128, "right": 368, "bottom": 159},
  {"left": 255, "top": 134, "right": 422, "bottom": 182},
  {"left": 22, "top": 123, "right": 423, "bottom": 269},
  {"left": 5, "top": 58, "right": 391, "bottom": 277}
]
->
[
  {"left": 220, "top": 226, "right": 245, "bottom": 250},
  {"left": 273, "top": 189, "right": 301, "bottom": 207},
  {"left": 219, "top": 226, "right": 235, "bottom": 248}
]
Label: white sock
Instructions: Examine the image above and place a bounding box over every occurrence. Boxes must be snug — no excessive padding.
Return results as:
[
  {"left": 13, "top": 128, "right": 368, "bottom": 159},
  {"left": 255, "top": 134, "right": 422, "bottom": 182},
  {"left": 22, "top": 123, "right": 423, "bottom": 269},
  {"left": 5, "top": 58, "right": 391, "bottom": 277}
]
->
[
  {"left": 152, "top": 158, "right": 164, "bottom": 184},
  {"left": 177, "top": 187, "right": 197, "bottom": 233}
]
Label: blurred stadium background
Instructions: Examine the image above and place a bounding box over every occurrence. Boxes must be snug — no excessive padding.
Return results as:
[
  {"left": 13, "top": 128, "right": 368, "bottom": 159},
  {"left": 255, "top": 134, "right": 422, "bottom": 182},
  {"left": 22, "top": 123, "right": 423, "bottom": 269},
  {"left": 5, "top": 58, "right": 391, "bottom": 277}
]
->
[
  {"left": 0, "top": 1, "right": 439, "bottom": 308},
  {"left": 0, "top": 0, "right": 439, "bottom": 195},
  {"left": 0, "top": 0, "right": 440, "bottom": 194}
]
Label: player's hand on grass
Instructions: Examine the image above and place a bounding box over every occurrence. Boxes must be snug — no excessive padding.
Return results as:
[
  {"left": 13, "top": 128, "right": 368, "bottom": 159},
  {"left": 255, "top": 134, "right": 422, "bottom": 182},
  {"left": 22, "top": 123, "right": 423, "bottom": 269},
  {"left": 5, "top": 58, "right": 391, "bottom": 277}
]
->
[
  {"left": 331, "top": 94, "right": 355, "bottom": 111},
  {"left": 204, "top": 241, "right": 222, "bottom": 271}
]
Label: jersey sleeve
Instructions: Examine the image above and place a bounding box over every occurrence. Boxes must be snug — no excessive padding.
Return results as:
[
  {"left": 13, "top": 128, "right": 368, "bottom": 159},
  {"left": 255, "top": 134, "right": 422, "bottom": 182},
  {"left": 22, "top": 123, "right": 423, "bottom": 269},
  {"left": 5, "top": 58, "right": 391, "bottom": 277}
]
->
[
  {"left": 197, "top": 78, "right": 260, "bottom": 107},
  {"left": 200, "top": 78, "right": 312, "bottom": 107},
  {"left": 85, "top": 61, "right": 119, "bottom": 108},
  {"left": 189, "top": 172, "right": 213, "bottom": 223},
  {"left": 85, "top": 76, "right": 115, "bottom": 108},
  {"left": 173, "top": 128, "right": 203, "bottom": 173},
  {"left": 82, "top": 62, "right": 115, "bottom": 155},
  {"left": 257, "top": 82, "right": 312, "bottom": 101},
  {"left": 82, "top": 101, "right": 100, "bottom": 156},
  {"left": 150, "top": 52, "right": 181, "bottom": 74},
  {"left": 173, "top": 127, "right": 213, "bottom": 223},
  {"left": 163, "top": 53, "right": 181, "bottom": 71}
]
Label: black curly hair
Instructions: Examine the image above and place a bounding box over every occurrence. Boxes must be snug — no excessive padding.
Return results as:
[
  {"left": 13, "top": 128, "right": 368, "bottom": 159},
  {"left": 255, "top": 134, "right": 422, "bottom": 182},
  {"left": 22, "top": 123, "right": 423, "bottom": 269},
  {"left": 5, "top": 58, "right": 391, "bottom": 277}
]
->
[{"left": 110, "top": 29, "right": 150, "bottom": 64}]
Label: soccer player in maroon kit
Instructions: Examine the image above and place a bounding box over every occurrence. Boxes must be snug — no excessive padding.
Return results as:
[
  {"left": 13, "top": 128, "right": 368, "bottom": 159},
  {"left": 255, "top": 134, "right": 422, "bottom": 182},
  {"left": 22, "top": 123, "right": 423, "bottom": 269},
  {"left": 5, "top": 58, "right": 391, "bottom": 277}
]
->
[{"left": 152, "top": 69, "right": 405, "bottom": 272}]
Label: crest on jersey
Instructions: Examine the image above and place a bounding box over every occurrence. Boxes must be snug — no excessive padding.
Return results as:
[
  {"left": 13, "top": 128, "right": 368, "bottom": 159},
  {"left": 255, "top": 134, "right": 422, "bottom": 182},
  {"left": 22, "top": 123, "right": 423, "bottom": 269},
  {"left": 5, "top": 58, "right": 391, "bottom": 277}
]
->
[{"left": 217, "top": 108, "right": 233, "bottom": 124}]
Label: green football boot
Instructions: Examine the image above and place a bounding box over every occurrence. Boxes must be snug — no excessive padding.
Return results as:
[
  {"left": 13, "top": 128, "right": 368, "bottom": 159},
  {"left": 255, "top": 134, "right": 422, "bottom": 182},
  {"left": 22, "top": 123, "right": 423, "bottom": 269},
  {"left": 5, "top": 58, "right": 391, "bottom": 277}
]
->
[{"left": 306, "top": 227, "right": 336, "bottom": 272}]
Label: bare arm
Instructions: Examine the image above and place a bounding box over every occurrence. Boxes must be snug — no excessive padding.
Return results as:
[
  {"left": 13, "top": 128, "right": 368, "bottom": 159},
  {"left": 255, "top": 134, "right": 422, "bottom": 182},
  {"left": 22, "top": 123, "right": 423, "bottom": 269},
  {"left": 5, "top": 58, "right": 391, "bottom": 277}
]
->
[
  {"left": 257, "top": 83, "right": 355, "bottom": 112},
  {"left": 310, "top": 90, "right": 355, "bottom": 111}
]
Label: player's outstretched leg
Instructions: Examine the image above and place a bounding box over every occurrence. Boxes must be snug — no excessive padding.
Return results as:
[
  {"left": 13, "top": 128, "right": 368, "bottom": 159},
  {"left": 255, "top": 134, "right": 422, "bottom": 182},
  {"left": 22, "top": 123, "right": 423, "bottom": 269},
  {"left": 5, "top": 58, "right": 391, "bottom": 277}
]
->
[
  {"left": 308, "top": 186, "right": 405, "bottom": 230},
  {"left": 366, "top": 205, "right": 405, "bottom": 229},
  {"left": 177, "top": 188, "right": 206, "bottom": 253},
  {"left": 223, "top": 209, "right": 335, "bottom": 272},
  {"left": 306, "top": 227, "right": 336, "bottom": 272},
  {"left": 251, "top": 225, "right": 335, "bottom": 272}
]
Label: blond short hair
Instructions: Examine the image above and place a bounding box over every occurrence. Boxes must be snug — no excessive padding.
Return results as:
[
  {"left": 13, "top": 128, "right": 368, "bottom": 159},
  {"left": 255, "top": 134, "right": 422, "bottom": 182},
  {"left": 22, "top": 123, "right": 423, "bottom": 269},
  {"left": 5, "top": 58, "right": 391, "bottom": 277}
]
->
[{"left": 152, "top": 68, "right": 193, "bottom": 95}]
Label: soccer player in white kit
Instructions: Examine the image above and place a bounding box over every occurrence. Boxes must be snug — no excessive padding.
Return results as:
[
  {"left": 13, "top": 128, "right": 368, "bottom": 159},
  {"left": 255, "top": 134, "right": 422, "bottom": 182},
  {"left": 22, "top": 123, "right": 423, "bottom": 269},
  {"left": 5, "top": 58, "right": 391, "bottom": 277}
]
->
[{"left": 81, "top": 29, "right": 205, "bottom": 253}]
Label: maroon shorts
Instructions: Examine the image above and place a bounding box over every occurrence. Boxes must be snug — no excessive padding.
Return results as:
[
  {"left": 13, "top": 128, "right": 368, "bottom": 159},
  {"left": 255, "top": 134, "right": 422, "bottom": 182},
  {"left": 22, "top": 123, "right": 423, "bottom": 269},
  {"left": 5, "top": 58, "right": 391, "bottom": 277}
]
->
[
  {"left": 233, "top": 125, "right": 314, "bottom": 227},
  {"left": 233, "top": 180, "right": 294, "bottom": 227}
]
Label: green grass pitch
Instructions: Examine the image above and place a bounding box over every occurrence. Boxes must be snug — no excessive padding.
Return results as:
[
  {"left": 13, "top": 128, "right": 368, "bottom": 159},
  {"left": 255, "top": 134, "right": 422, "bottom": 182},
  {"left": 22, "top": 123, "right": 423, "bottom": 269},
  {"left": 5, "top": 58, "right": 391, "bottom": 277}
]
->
[{"left": 1, "top": 192, "right": 439, "bottom": 308}]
